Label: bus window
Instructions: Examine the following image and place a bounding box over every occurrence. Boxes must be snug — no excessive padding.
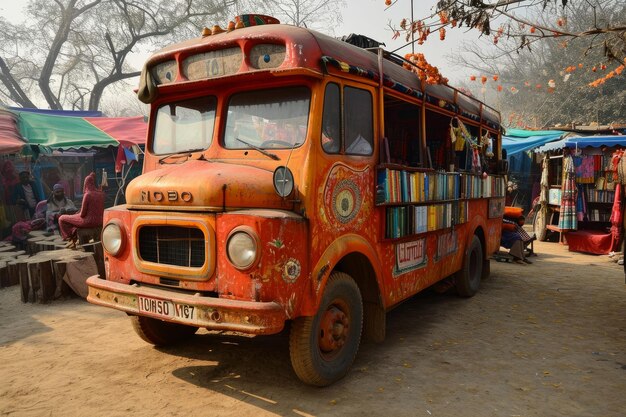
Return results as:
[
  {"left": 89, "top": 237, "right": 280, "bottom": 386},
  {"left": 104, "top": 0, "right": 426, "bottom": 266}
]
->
[
  {"left": 345, "top": 86, "right": 373, "bottom": 156},
  {"left": 383, "top": 95, "right": 421, "bottom": 166},
  {"left": 153, "top": 96, "right": 217, "bottom": 155},
  {"left": 224, "top": 87, "right": 310, "bottom": 149},
  {"left": 321, "top": 83, "right": 341, "bottom": 153}
]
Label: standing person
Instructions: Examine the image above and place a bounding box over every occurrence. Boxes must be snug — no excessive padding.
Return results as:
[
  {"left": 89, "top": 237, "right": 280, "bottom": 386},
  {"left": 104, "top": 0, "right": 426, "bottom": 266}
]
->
[
  {"left": 46, "top": 183, "right": 77, "bottom": 232},
  {"left": 58, "top": 172, "right": 104, "bottom": 247},
  {"left": 12, "top": 171, "right": 43, "bottom": 219}
]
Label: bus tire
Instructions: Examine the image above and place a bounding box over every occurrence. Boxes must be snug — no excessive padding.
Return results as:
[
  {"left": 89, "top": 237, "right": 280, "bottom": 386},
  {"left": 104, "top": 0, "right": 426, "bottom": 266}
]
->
[
  {"left": 130, "top": 315, "right": 198, "bottom": 346},
  {"left": 289, "top": 271, "right": 363, "bottom": 386},
  {"left": 455, "top": 235, "right": 483, "bottom": 297}
]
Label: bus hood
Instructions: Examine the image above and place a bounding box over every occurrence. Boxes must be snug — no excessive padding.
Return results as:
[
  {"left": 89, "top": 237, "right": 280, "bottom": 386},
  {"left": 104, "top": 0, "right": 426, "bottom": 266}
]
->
[{"left": 125, "top": 160, "right": 290, "bottom": 210}]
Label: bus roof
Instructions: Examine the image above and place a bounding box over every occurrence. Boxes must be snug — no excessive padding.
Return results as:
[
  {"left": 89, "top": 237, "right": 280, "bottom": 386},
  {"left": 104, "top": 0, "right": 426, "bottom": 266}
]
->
[{"left": 138, "top": 23, "right": 500, "bottom": 129}]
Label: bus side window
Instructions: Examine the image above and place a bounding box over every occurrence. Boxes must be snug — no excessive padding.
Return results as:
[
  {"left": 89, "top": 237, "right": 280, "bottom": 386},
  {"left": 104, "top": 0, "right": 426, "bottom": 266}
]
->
[
  {"left": 345, "top": 86, "right": 373, "bottom": 156},
  {"left": 322, "top": 83, "right": 341, "bottom": 154}
]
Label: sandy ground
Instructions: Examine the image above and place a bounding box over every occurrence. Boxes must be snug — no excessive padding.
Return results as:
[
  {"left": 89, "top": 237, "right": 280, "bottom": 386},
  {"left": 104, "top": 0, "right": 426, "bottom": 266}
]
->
[{"left": 1, "top": 240, "right": 625, "bottom": 417}]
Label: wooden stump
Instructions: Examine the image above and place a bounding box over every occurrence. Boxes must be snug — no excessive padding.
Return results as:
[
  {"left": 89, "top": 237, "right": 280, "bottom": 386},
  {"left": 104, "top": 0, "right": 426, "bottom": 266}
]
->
[
  {"left": 26, "top": 236, "right": 47, "bottom": 255},
  {"left": 17, "top": 259, "right": 31, "bottom": 303},
  {"left": 7, "top": 260, "right": 19, "bottom": 287},
  {"left": 0, "top": 244, "right": 16, "bottom": 253},
  {"left": 27, "top": 256, "right": 56, "bottom": 304},
  {"left": 0, "top": 261, "right": 8, "bottom": 287}
]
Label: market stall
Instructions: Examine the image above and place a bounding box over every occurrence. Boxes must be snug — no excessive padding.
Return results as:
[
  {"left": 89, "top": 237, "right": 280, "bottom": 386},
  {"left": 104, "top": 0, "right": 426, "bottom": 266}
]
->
[{"left": 533, "top": 135, "right": 626, "bottom": 254}]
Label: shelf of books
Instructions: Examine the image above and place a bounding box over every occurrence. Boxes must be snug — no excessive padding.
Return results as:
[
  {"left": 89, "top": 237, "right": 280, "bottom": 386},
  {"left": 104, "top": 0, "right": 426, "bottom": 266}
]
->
[
  {"left": 586, "top": 187, "right": 615, "bottom": 203},
  {"left": 376, "top": 168, "right": 505, "bottom": 205},
  {"left": 376, "top": 167, "right": 505, "bottom": 239}
]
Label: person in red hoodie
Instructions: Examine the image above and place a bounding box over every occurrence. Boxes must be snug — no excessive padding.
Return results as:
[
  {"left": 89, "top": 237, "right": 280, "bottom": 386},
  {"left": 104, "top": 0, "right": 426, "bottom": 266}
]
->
[{"left": 58, "top": 172, "right": 104, "bottom": 247}]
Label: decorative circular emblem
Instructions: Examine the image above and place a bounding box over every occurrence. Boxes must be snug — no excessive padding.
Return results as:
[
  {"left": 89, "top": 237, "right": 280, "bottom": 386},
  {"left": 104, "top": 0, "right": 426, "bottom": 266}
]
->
[
  {"left": 282, "top": 258, "right": 301, "bottom": 283},
  {"left": 331, "top": 179, "right": 362, "bottom": 224}
]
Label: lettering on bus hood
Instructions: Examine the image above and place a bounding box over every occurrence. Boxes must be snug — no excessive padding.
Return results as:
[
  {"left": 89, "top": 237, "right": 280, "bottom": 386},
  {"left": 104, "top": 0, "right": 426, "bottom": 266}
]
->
[{"left": 126, "top": 160, "right": 291, "bottom": 209}]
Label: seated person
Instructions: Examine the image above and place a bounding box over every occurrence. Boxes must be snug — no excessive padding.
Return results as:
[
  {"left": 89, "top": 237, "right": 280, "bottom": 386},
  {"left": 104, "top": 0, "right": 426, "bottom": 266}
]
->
[
  {"left": 12, "top": 171, "right": 44, "bottom": 219},
  {"left": 501, "top": 218, "right": 532, "bottom": 264},
  {"left": 11, "top": 200, "right": 46, "bottom": 245},
  {"left": 322, "top": 123, "right": 340, "bottom": 153},
  {"left": 58, "top": 173, "right": 104, "bottom": 247},
  {"left": 514, "top": 215, "right": 536, "bottom": 255},
  {"left": 46, "top": 183, "right": 78, "bottom": 232}
]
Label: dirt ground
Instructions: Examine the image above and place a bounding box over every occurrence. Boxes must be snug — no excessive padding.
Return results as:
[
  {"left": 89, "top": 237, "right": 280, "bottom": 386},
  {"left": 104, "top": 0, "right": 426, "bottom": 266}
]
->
[{"left": 1, "top": 240, "right": 625, "bottom": 417}]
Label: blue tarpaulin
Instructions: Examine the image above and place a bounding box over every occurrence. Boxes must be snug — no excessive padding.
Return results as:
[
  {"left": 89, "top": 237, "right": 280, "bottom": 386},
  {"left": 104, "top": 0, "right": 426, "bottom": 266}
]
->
[
  {"left": 565, "top": 135, "right": 626, "bottom": 148},
  {"left": 535, "top": 135, "right": 626, "bottom": 153},
  {"left": 503, "top": 129, "right": 564, "bottom": 157}
]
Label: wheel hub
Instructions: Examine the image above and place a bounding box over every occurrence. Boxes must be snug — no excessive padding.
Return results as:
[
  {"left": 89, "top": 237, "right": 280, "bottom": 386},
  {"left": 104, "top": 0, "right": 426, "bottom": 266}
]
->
[{"left": 319, "top": 306, "right": 349, "bottom": 352}]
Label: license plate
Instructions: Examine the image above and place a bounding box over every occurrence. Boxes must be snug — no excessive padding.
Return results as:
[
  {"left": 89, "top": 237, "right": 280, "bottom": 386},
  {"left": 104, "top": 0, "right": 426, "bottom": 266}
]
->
[{"left": 138, "top": 296, "right": 195, "bottom": 321}]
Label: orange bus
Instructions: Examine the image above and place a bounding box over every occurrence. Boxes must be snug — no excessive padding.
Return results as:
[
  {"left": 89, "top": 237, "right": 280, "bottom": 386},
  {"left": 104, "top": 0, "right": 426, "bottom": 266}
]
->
[{"left": 87, "top": 15, "right": 506, "bottom": 386}]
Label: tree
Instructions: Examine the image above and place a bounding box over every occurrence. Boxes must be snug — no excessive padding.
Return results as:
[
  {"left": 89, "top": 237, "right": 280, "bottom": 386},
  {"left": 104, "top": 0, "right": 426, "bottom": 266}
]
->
[
  {"left": 387, "top": 0, "right": 626, "bottom": 63},
  {"left": 258, "top": 0, "right": 346, "bottom": 33},
  {"left": 384, "top": 1, "right": 625, "bottom": 127},
  {"left": 0, "top": 0, "right": 236, "bottom": 111},
  {"left": 445, "top": 1, "right": 626, "bottom": 127}
]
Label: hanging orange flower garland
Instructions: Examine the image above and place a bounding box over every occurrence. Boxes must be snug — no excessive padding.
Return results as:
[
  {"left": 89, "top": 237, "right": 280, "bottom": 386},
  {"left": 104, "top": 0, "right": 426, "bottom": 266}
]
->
[
  {"left": 588, "top": 58, "right": 626, "bottom": 87},
  {"left": 403, "top": 53, "right": 449, "bottom": 85}
]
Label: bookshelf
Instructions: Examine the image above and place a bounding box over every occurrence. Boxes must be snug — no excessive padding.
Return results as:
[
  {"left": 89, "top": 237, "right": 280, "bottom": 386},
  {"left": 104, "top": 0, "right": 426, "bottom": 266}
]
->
[
  {"left": 583, "top": 186, "right": 615, "bottom": 225},
  {"left": 376, "top": 166, "right": 505, "bottom": 239}
]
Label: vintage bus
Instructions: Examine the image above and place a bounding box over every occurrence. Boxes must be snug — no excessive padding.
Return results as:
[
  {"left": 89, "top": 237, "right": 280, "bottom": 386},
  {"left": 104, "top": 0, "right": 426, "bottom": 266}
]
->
[{"left": 87, "top": 15, "right": 506, "bottom": 386}]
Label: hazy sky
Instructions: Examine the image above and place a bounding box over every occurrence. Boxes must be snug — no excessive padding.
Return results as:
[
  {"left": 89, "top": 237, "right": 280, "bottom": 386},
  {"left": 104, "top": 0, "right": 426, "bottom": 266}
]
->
[{"left": 0, "top": 0, "right": 480, "bottom": 111}]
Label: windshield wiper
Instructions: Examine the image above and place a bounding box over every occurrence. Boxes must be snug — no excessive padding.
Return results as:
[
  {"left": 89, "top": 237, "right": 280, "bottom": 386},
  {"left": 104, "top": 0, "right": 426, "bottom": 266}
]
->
[
  {"left": 159, "top": 148, "right": 206, "bottom": 164},
  {"left": 235, "top": 137, "right": 280, "bottom": 161}
]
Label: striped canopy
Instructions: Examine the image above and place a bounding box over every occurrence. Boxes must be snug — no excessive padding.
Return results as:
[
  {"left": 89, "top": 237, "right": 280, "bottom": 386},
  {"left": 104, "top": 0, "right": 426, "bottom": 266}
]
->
[{"left": 0, "top": 108, "right": 147, "bottom": 154}]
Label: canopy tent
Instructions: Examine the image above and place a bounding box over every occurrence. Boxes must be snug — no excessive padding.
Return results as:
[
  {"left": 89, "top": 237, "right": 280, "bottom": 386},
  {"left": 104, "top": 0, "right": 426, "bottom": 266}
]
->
[
  {"left": 564, "top": 135, "right": 626, "bottom": 149},
  {"left": 85, "top": 116, "right": 147, "bottom": 147},
  {"left": 535, "top": 138, "right": 568, "bottom": 153},
  {"left": 502, "top": 129, "right": 564, "bottom": 157},
  {"left": 13, "top": 110, "right": 146, "bottom": 151},
  {"left": 9, "top": 107, "right": 102, "bottom": 117},
  {"left": 0, "top": 110, "right": 28, "bottom": 155},
  {"left": 534, "top": 135, "right": 626, "bottom": 153}
]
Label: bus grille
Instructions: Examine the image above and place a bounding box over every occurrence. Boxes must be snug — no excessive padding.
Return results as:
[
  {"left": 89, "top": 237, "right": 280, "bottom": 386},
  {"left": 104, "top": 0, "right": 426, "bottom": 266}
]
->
[{"left": 138, "top": 226, "right": 205, "bottom": 267}]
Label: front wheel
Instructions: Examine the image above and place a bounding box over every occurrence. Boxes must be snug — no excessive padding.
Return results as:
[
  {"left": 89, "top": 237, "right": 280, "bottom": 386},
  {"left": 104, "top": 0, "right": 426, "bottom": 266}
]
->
[
  {"left": 455, "top": 235, "right": 483, "bottom": 297},
  {"left": 130, "top": 316, "right": 198, "bottom": 346},
  {"left": 289, "top": 272, "right": 363, "bottom": 386}
]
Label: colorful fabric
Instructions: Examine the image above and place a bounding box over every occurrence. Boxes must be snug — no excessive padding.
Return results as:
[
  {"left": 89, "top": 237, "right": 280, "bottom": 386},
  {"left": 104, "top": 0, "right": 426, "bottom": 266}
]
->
[
  {"left": 558, "top": 155, "right": 577, "bottom": 230},
  {"left": 575, "top": 155, "right": 595, "bottom": 183},
  {"left": 576, "top": 184, "right": 587, "bottom": 221},
  {"left": 610, "top": 184, "right": 622, "bottom": 251}
]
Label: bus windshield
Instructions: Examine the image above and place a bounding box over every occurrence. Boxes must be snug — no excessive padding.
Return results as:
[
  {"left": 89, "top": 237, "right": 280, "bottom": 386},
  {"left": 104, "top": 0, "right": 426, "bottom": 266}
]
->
[
  {"left": 153, "top": 96, "right": 217, "bottom": 155},
  {"left": 224, "top": 87, "right": 310, "bottom": 150}
]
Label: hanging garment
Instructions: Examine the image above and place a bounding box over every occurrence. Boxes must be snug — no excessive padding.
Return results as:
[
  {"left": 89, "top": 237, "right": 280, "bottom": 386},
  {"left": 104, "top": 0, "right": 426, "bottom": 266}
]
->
[
  {"left": 575, "top": 155, "right": 595, "bottom": 183},
  {"left": 610, "top": 184, "right": 622, "bottom": 251},
  {"left": 558, "top": 155, "right": 577, "bottom": 231}
]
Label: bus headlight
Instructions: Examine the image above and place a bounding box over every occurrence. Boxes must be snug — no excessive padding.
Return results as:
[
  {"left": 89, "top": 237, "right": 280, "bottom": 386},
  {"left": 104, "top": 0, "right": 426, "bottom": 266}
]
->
[
  {"left": 227, "top": 228, "right": 259, "bottom": 270},
  {"left": 102, "top": 222, "right": 125, "bottom": 256}
]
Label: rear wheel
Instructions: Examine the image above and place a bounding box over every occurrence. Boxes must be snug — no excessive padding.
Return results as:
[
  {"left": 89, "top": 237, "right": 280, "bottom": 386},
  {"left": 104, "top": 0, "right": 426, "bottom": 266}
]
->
[
  {"left": 455, "top": 235, "right": 483, "bottom": 297},
  {"left": 130, "top": 316, "right": 198, "bottom": 346},
  {"left": 289, "top": 272, "right": 363, "bottom": 386}
]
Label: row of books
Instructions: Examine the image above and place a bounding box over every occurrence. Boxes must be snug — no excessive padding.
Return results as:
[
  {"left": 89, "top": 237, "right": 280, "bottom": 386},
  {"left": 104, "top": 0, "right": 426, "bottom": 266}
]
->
[
  {"left": 586, "top": 209, "right": 611, "bottom": 222},
  {"left": 385, "top": 202, "right": 468, "bottom": 239},
  {"left": 586, "top": 188, "right": 615, "bottom": 203},
  {"left": 376, "top": 168, "right": 505, "bottom": 204}
]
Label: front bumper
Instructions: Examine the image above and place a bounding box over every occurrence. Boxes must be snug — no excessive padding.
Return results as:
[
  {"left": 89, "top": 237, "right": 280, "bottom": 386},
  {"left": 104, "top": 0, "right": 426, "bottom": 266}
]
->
[{"left": 86, "top": 276, "right": 286, "bottom": 334}]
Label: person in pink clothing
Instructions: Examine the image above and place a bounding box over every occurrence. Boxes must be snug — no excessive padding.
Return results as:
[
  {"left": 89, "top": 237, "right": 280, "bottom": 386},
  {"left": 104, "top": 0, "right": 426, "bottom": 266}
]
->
[{"left": 58, "top": 172, "right": 104, "bottom": 246}]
